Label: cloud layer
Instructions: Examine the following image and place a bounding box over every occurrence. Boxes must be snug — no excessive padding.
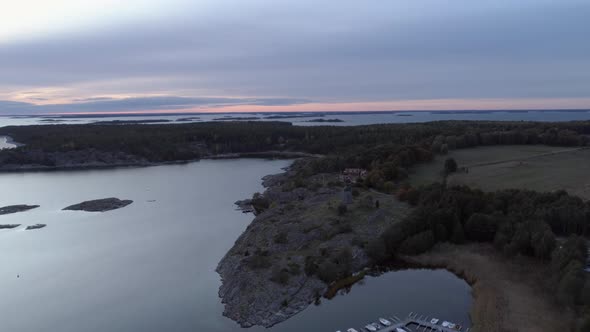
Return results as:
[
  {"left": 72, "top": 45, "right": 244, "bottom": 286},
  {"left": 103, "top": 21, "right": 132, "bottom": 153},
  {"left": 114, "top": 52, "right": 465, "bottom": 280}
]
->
[
  {"left": 0, "top": 96, "right": 311, "bottom": 114},
  {"left": 0, "top": 0, "right": 589, "bottom": 114}
]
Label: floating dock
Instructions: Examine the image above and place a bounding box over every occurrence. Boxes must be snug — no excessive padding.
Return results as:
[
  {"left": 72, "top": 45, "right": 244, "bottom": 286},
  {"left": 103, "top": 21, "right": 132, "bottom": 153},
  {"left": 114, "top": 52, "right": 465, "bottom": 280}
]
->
[{"left": 340, "top": 312, "right": 470, "bottom": 332}]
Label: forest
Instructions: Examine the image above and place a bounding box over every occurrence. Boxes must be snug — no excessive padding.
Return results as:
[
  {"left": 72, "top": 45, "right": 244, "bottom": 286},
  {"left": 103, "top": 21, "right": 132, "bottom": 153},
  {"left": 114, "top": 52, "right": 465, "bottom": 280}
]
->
[{"left": 0, "top": 120, "right": 589, "bottom": 163}]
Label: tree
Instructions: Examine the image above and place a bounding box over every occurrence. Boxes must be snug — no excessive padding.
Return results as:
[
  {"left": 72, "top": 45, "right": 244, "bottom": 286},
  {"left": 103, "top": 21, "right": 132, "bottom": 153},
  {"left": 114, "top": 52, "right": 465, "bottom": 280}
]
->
[
  {"left": 451, "top": 219, "right": 465, "bottom": 244},
  {"left": 366, "top": 238, "right": 388, "bottom": 263},
  {"left": 251, "top": 192, "right": 270, "bottom": 214},
  {"left": 337, "top": 203, "right": 347, "bottom": 215},
  {"left": 465, "top": 213, "right": 498, "bottom": 242},
  {"left": 556, "top": 261, "right": 585, "bottom": 306},
  {"left": 444, "top": 158, "right": 458, "bottom": 174},
  {"left": 530, "top": 222, "right": 556, "bottom": 260},
  {"left": 399, "top": 230, "right": 435, "bottom": 255}
]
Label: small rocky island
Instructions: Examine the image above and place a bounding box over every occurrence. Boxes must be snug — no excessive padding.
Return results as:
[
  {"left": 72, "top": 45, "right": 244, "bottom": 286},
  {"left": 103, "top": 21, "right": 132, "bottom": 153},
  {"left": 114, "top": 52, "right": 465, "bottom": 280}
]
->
[
  {"left": 26, "top": 224, "right": 46, "bottom": 230},
  {"left": 0, "top": 224, "right": 21, "bottom": 229},
  {"left": 303, "top": 118, "right": 344, "bottom": 123},
  {"left": 0, "top": 205, "right": 40, "bottom": 215},
  {"left": 63, "top": 198, "right": 133, "bottom": 212}
]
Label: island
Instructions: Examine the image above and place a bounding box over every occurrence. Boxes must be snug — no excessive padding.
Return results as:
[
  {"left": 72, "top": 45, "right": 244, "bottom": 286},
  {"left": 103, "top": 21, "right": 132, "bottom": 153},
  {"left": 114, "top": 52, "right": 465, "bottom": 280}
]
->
[
  {"left": 0, "top": 224, "right": 21, "bottom": 229},
  {"left": 212, "top": 116, "right": 261, "bottom": 121},
  {"left": 91, "top": 119, "right": 171, "bottom": 125},
  {"left": 0, "top": 204, "right": 40, "bottom": 215},
  {"left": 176, "top": 116, "right": 201, "bottom": 122},
  {"left": 63, "top": 198, "right": 133, "bottom": 212},
  {"left": 25, "top": 224, "right": 46, "bottom": 230},
  {"left": 264, "top": 114, "right": 325, "bottom": 119},
  {"left": 303, "top": 118, "right": 344, "bottom": 123}
]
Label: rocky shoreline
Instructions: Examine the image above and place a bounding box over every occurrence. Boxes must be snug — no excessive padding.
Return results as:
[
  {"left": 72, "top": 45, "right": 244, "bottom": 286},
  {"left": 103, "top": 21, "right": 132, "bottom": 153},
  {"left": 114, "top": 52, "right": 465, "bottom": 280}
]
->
[{"left": 216, "top": 162, "right": 410, "bottom": 328}]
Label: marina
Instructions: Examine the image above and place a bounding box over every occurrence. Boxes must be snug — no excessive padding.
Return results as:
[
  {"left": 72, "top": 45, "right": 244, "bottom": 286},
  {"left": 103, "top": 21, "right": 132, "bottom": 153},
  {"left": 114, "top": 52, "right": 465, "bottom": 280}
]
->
[{"left": 337, "top": 312, "right": 470, "bottom": 332}]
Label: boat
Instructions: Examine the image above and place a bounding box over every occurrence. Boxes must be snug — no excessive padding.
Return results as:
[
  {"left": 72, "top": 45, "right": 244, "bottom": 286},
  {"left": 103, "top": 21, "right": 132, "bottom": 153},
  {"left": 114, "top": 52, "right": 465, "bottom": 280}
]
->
[
  {"left": 347, "top": 329, "right": 359, "bottom": 332},
  {"left": 395, "top": 328, "right": 407, "bottom": 332},
  {"left": 430, "top": 318, "right": 439, "bottom": 324},
  {"left": 364, "top": 324, "right": 377, "bottom": 331},
  {"left": 379, "top": 318, "right": 391, "bottom": 326}
]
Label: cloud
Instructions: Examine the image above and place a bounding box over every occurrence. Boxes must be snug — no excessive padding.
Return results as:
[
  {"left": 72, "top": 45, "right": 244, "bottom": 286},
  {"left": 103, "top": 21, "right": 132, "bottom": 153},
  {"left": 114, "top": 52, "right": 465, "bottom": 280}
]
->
[
  {"left": 0, "top": 96, "right": 312, "bottom": 114},
  {"left": 0, "top": 0, "right": 588, "bottom": 108}
]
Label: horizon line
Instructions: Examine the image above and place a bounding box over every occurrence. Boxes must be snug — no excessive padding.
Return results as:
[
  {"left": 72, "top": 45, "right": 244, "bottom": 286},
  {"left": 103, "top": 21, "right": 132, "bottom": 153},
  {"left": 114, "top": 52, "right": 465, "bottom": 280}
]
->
[{"left": 5, "top": 108, "right": 590, "bottom": 117}]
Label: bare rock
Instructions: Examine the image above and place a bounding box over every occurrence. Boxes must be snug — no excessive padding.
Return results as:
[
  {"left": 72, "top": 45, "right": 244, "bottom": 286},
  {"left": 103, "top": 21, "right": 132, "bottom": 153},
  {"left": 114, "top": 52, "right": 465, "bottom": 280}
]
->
[
  {"left": 25, "top": 224, "right": 46, "bottom": 230},
  {"left": 63, "top": 198, "right": 132, "bottom": 212},
  {"left": 0, "top": 205, "right": 39, "bottom": 215}
]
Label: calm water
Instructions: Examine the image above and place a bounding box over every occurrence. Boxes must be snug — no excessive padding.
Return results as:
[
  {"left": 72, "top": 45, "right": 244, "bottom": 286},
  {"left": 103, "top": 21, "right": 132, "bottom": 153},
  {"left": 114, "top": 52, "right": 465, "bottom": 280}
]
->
[
  {"left": 0, "top": 159, "right": 471, "bottom": 332},
  {"left": 0, "top": 110, "right": 589, "bottom": 128}
]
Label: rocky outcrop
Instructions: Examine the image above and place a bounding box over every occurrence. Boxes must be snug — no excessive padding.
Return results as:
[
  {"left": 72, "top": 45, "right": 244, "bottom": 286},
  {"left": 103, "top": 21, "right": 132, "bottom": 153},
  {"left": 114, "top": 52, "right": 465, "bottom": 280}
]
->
[
  {"left": 217, "top": 167, "right": 410, "bottom": 328},
  {"left": 234, "top": 199, "right": 255, "bottom": 213},
  {"left": 0, "top": 204, "right": 39, "bottom": 215},
  {"left": 63, "top": 198, "right": 132, "bottom": 212},
  {"left": 25, "top": 224, "right": 46, "bottom": 230},
  {"left": 0, "top": 224, "right": 21, "bottom": 229}
]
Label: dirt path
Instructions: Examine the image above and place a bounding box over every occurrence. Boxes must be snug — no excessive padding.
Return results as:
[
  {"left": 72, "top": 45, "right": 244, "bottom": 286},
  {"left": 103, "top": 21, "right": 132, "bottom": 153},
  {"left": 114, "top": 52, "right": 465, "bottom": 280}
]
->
[{"left": 407, "top": 243, "right": 575, "bottom": 332}]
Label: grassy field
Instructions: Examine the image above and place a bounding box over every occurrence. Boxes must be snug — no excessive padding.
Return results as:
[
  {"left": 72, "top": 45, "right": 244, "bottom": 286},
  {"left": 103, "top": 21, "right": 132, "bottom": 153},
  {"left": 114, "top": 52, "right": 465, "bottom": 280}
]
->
[{"left": 409, "top": 145, "right": 590, "bottom": 200}]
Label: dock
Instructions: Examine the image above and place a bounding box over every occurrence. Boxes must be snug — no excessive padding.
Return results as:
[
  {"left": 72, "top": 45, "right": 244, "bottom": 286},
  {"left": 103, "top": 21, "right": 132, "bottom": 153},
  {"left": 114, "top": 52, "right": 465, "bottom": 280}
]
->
[{"left": 340, "top": 312, "right": 470, "bottom": 332}]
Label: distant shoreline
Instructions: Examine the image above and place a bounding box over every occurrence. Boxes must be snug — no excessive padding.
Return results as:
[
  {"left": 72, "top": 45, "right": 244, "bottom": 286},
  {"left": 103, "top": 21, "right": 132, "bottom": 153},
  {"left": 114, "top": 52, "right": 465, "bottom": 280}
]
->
[
  {"left": 0, "top": 150, "right": 320, "bottom": 173},
  {"left": 1, "top": 108, "right": 589, "bottom": 119}
]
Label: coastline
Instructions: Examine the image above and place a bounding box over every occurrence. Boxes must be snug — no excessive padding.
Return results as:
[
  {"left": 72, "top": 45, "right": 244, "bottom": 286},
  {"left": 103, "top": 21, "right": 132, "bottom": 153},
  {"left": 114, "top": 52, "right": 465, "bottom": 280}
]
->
[
  {"left": 0, "top": 150, "right": 320, "bottom": 173},
  {"left": 216, "top": 163, "right": 412, "bottom": 328}
]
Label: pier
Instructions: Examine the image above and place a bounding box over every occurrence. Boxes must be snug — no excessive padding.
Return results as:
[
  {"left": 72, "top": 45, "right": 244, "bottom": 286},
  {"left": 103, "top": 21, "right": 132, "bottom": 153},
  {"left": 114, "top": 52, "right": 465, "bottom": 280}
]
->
[{"left": 339, "top": 312, "right": 470, "bottom": 332}]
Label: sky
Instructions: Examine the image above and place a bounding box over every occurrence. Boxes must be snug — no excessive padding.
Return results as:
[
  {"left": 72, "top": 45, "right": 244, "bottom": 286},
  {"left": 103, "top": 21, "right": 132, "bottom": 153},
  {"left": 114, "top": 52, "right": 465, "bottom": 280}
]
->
[{"left": 0, "top": 0, "right": 589, "bottom": 114}]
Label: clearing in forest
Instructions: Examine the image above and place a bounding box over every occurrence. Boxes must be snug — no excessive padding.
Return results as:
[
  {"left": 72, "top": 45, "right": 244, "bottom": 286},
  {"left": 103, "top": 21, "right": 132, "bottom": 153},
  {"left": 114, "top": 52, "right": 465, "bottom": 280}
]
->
[{"left": 409, "top": 145, "right": 590, "bottom": 200}]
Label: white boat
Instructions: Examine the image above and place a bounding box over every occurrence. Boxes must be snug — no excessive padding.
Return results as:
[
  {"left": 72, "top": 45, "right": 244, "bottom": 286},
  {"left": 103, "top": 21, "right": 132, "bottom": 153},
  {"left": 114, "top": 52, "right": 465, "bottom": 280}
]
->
[
  {"left": 364, "top": 324, "right": 377, "bottom": 331},
  {"left": 379, "top": 318, "right": 391, "bottom": 326},
  {"left": 347, "top": 329, "right": 359, "bottom": 332},
  {"left": 430, "top": 318, "right": 439, "bottom": 325},
  {"left": 395, "top": 328, "right": 407, "bottom": 332}
]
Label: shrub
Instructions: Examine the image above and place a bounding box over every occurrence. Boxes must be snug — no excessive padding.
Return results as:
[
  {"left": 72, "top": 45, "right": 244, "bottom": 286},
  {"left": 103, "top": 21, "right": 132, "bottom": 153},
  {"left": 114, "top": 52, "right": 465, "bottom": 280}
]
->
[
  {"left": 304, "top": 256, "right": 319, "bottom": 276},
  {"left": 246, "top": 249, "right": 271, "bottom": 269},
  {"left": 273, "top": 232, "right": 288, "bottom": 244},
  {"left": 444, "top": 158, "right": 458, "bottom": 174},
  {"left": 366, "top": 238, "right": 388, "bottom": 263},
  {"left": 288, "top": 262, "right": 301, "bottom": 275},
  {"left": 337, "top": 203, "right": 347, "bottom": 215},
  {"left": 317, "top": 261, "right": 339, "bottom": 283},
  {"left": 270, "top": 266, "right": 291, "bottom": 285},
  {"left": 399, "top": 230, "right": 435, "bottom": 255}
]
